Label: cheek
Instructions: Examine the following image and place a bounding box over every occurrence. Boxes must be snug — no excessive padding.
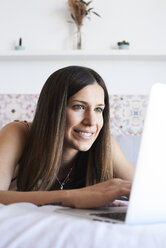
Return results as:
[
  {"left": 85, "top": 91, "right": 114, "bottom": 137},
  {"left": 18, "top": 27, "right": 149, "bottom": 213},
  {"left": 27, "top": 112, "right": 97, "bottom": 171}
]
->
[
  {"left": 98, "top": 116, "right": 104, "bottom": 130},
  {"left": 95, "top": 117, "right": 103, "bottom": 137},
  {"left": 66, "top": 111, "right": 82, "bottom": 129}
]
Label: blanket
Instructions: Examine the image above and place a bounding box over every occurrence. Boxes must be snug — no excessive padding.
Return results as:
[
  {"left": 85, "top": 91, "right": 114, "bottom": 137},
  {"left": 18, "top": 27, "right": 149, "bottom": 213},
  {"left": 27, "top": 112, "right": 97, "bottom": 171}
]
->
[{"left": 0, "top": 203, "right": 166, "bottom": 248}]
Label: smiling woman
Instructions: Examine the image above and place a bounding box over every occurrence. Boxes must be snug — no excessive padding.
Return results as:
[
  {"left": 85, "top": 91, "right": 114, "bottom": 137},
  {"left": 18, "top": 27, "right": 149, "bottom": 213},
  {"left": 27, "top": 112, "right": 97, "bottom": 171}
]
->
[
  {"left": 64, "top": 83, "right": 104, "bottom": 153},
  {"left": 0, "top": 66, "right": 134, "bottom": 208}
]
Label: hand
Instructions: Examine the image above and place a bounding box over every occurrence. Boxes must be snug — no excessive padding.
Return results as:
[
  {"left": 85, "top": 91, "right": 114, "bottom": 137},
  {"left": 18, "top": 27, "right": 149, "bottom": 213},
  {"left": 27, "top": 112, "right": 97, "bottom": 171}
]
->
[{"left": 62, "top": 178, "right": 132, "bottom": 209}]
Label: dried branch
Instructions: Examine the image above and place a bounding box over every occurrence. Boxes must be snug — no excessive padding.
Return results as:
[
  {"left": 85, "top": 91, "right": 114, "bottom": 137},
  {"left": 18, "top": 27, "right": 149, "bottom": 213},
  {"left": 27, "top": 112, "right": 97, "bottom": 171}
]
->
[{"left": 68, "top": 0, "right": 100, "bottom": 29}]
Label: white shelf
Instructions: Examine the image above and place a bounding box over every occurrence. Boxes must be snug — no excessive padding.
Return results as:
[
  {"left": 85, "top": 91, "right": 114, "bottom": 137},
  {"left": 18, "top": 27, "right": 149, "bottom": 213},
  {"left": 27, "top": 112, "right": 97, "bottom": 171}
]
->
[{"left": 0, "top": 50, "right": 166, "bottom": 60}]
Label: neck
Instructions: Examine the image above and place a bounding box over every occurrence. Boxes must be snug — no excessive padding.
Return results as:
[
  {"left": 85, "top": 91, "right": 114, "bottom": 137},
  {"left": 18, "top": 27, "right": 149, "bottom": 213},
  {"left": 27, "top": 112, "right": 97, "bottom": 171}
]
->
[{"left": 62, "top": 148, "right": 78, "bottom": 168}]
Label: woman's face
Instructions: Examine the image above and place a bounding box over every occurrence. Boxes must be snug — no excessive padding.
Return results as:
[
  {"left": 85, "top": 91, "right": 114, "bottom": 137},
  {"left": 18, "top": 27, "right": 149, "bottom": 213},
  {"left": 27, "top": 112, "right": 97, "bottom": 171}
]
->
[{"left": 64, "top": 83, "right": 105, "bottom": 154}]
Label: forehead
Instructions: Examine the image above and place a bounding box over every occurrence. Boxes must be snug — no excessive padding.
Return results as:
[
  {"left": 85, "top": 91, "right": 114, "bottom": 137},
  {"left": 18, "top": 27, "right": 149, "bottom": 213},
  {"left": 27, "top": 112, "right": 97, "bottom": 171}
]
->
[{"left": 68, "top": 83, "right": 105, "bottom": 104}]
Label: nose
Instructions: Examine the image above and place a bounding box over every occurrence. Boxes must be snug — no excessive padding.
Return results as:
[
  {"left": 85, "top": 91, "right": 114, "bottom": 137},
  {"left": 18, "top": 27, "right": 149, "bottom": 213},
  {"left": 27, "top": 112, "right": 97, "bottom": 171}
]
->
[{"left": 82, "top": 109, "right": 96, "bottom": 126}]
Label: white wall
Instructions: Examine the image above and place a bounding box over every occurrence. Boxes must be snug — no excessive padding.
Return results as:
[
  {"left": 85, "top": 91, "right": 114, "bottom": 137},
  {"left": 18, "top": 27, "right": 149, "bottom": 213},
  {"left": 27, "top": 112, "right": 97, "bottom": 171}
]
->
[{"left": 0, "top": 0, "right": 166, "bottom": 94}]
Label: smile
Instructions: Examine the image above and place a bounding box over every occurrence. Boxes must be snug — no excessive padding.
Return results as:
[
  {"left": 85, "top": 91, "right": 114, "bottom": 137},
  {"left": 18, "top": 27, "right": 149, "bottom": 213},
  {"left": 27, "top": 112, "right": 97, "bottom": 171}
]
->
[
  {"left": 78, "top": 131, "right": 92, "bottom": 137},
  {"left": 74, "top": 130, "right": 94, "bottom": 139}
]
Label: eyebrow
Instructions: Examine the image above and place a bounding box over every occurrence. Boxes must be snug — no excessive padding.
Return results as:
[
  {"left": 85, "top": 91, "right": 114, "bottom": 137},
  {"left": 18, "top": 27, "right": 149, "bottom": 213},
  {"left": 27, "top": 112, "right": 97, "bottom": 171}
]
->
[{"left": 71, "top": 100, "right": 105, "bottom": 107}]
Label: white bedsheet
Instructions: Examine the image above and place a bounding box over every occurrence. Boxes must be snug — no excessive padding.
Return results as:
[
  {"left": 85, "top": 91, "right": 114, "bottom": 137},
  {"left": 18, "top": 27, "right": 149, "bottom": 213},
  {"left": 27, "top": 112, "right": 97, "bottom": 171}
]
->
[{"left": 0, "top": 203, "right": 166, "bottom": 248}]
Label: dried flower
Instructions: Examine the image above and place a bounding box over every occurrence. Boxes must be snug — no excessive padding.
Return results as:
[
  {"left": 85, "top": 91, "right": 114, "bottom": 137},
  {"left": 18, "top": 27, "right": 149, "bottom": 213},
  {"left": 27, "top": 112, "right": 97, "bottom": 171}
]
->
[
  {"left": 68, "top": 0, "right": 100, "bottom": 49},
  {"left": 68, "top": 0, "right": 100, "bottom": 29}
]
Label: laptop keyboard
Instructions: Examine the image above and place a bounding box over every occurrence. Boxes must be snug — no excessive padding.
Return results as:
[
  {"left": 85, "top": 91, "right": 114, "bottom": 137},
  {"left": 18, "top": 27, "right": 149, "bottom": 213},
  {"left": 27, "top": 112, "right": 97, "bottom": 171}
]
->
[{"left": 90, "top": 212, "right": 126, "bottom": 221}]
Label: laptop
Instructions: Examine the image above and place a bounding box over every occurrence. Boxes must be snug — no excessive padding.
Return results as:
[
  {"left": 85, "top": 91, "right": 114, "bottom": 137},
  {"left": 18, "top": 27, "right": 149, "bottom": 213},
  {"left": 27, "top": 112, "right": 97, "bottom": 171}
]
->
[{"left": 55, "top": 83, "right": 166, "bottom": 225}]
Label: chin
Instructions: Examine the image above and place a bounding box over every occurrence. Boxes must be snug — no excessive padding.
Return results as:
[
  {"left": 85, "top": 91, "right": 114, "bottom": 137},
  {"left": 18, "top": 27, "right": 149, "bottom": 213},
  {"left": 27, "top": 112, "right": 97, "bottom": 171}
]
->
[
  {"left": 78, "top": 147, "right": 91, "bottom": 152},
  {"left": 67, "top": 139, "right": 95, "bottom": 152},
  {"left": 75, "top": 143, "right": 92, "bottom": 152},
  {"left": 78, "top": 145, "right": 92, "bottom": 152}
]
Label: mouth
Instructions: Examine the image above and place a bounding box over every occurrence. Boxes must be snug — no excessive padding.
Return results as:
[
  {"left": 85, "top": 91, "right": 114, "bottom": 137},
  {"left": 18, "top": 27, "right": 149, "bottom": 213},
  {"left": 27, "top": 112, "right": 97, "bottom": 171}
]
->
[{"left": 74, "top": 129, "right": 95, "bottom": 139}]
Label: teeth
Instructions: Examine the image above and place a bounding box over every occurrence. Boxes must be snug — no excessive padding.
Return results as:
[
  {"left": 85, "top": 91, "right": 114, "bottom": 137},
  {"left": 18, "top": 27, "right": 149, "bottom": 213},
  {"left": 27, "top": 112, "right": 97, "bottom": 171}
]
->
[{"left": 79, "top": 131, "right": 92, "bottom": 137}]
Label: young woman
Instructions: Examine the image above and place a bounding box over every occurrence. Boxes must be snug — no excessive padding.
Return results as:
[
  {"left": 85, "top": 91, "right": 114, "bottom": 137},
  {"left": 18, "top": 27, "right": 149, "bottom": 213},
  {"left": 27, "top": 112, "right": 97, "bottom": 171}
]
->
[{"left": 0, "top": 66, "right": 134, "bottom": 208}]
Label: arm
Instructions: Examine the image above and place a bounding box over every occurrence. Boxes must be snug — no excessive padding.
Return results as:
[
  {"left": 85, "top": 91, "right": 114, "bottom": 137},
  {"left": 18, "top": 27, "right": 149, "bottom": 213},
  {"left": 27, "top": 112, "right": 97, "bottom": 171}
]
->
[
  {"left": 0, "top": 122, "right": 67, "bottom": 206},
  {"left": 111, "top": 136, "right": 135, "bottom": 181},
  {"left": 0, "top": 122, "right": 29, "bottom": 190},
  {"left": 0, "top": 178, "right": 131, "bottom": 208}
]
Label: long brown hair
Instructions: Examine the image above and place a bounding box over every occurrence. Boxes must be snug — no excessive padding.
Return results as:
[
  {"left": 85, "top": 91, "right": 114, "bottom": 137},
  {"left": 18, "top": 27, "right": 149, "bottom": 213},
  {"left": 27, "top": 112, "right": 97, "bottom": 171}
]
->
[{"left": 17, "top": 66, "right": 113, "bottom": 191}]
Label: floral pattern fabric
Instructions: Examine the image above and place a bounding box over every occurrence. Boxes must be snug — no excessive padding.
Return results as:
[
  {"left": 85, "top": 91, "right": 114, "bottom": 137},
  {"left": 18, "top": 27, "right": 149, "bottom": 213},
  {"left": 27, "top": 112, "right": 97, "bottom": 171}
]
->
[{"left": 0, "top": 94, "right": 148, "bottom": 136}]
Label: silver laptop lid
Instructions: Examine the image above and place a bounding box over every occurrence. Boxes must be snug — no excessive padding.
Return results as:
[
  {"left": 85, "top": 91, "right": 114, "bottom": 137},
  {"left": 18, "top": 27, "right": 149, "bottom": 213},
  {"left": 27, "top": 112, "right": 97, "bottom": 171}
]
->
[{"left": 126, "top": 83, "right": 166, "bottom": 225}]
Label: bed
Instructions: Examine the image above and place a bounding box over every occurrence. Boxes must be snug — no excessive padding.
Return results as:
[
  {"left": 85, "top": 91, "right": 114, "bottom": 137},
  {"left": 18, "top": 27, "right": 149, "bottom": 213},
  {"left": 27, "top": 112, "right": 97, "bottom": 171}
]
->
[
  {"left": 0, "top": 202, "right": 166, "bottom": 248},
  {"left": 1, "top": 94, "right": 164, "bottom": 248}
]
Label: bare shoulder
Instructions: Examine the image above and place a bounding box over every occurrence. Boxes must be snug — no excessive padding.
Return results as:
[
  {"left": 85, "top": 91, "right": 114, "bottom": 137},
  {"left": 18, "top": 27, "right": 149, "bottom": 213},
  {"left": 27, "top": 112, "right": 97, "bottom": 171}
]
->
[
  {"left": 0, "top": 121, "right": 31, "bottom": 136},
  {"left": 0, "top": 121, "right": 32, "bottom": 156}
]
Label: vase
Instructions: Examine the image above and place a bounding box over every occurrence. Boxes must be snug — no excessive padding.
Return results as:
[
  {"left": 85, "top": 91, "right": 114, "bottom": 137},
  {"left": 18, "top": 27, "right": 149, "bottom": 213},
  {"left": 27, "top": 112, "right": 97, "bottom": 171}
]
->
[
  {"left": 77, "top": 27, "right": 82, "bottom": 49},
  {"left": 73, "top": 26, "right": 86, "bottom": 50},
  {"left": 73, "top": 26, "right": 83, "bottom": 50}
]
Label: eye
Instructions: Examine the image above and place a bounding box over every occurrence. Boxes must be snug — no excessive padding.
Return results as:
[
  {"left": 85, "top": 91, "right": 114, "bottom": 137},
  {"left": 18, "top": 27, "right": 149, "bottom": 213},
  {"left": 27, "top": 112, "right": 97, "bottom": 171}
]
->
[
  {"left": 95, "top": 107, "right": 104, "bottom": 113},
  {"left": 72, "top": 105, "right": 85, "bottom": 110}
]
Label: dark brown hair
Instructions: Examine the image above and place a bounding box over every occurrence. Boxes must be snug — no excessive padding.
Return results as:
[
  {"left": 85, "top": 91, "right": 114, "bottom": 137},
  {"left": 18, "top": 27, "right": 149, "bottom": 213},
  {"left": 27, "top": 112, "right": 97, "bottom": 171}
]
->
[{"left": 17, "top": 66, "right": 113, "bottom": 191}]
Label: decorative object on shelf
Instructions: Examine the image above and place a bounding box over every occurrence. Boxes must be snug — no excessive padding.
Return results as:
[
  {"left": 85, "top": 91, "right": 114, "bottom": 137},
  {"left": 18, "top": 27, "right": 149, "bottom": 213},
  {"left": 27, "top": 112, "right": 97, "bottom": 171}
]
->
[
  {"left": 15, "top": 38, "right": 25, "bottom": 50},
  {"left": 117, "top": 40, "right": 130, "bottom": 50},
  {"left": 68, "top": 0, "right": 100, "bottom": 49}
]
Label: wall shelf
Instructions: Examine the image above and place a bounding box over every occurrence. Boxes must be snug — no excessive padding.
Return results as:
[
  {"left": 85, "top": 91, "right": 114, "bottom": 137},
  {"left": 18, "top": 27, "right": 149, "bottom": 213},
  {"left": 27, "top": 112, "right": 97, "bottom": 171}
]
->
[{"left": 0, "top": 50, "right": 166, "bottom": 60}]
